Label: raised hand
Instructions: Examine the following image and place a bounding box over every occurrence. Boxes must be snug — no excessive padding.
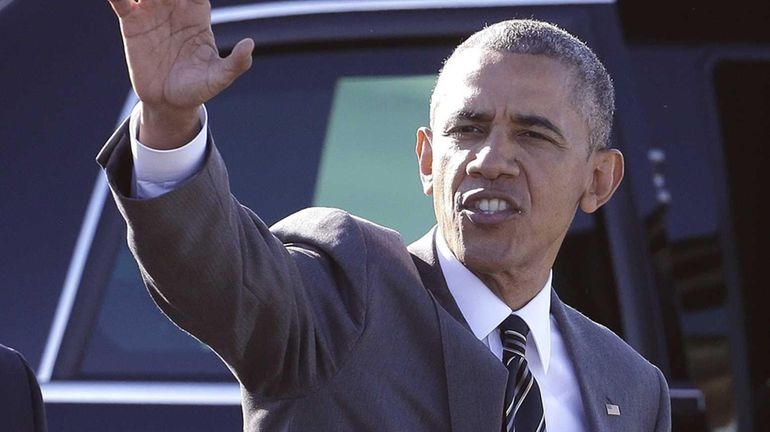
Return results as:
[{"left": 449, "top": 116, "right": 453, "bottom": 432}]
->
[{"left": 108, "top": 0, "right": 254, "bottom": 149}]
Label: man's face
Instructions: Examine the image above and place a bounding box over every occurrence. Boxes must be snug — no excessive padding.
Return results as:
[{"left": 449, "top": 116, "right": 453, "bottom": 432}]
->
[{"left": 417, "top": 49, "right": 620, "bottom": 281}]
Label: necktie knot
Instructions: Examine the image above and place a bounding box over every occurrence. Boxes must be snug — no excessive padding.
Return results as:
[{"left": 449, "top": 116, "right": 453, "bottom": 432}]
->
[{"left": 499, "top": 315, "right": 529, "bottom": 361}]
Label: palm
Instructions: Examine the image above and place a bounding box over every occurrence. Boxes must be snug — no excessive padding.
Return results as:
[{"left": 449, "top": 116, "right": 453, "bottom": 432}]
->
[{"left": 110, "top": 0, "right": 252, "bottom": 110}]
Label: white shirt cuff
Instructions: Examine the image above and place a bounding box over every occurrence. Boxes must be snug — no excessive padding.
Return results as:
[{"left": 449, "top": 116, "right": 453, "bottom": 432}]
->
[{"left": 129, "top": 102, "right": 208, "bottom": 199}]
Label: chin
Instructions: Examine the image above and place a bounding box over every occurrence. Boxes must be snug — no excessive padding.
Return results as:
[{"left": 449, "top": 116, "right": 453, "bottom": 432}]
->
[{"left": 460, "top": 247, "right": 512, "bottom": 275}]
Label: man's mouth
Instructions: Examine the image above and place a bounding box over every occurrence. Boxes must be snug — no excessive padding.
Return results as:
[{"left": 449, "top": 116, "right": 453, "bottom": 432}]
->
[
  {"left": 470, "top": 198, "right": 511, "bottom": 214},
  {"left": 459, "top": 191, "right": 522, "bottom": 224}
]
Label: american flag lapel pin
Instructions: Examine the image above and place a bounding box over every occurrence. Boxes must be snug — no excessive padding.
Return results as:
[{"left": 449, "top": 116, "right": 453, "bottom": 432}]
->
[{"left": 606, "top": 404, "right": 621, "bottom": 416}]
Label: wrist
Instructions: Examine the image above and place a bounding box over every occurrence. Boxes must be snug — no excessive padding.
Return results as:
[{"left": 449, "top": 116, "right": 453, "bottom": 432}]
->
[{"left": 139, "top": 104, "right": 202, "bottom": 150}]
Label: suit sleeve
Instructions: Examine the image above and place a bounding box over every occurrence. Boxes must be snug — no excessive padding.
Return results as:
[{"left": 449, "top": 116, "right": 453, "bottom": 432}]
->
[
  {"left": 653, "top": 366, "right": 672, "bottom": 432},
  {"left": 96, "top": 123, "right": 368, "bottom": 399}
]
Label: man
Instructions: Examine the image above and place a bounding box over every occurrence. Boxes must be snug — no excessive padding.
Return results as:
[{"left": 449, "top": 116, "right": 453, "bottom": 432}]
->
[
  {"left": 100, "top": 1, "right": 670, "bottom": 431},
  {"left": 0, "top": 344, "right": 47, "bottom": 431}
]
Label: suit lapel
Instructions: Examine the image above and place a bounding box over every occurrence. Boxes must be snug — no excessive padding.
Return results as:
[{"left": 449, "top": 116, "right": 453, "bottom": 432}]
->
[
  {"left": 408, "top": 228, "right": 470, "bottom": 329},
  {"left": 551, "top": 290, "right": 614, "bottom": 432},
  {"left": 435, "top": 297, "right": 508, "bottom": 432},
  {"left": 409, "top": 229, "right": 507, "bottom": 432}
]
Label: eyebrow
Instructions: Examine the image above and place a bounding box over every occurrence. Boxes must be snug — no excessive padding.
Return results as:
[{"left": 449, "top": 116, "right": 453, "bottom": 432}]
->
[
  {"left": 446, "top": 110, "right": 565, "bottom": 141},
  {"left": 511, "top": 114, "right": 566, "bottom": 141},
  {"left": 451, "top": 110, "right": 495, "bottom": 122}
]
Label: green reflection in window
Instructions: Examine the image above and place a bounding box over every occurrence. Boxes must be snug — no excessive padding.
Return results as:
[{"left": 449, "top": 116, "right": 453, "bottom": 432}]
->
[{"left": 314, "top": 75, "right": 437, "bottom": 243}]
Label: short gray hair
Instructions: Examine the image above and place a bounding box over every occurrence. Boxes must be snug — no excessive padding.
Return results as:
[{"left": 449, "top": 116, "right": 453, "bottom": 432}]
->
[{"left": 430, "top": 19, "right": 615, "bottom": 151}]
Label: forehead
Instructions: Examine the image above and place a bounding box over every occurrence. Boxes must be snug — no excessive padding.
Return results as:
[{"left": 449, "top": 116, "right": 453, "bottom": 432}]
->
[{"left": 433, "top": 49, "right": 580, "bottom": 122}]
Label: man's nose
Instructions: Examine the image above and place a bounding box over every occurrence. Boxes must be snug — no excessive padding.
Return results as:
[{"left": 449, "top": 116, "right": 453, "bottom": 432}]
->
[{"left": 465, "top": 134, "right": 520, "bottom": 180}]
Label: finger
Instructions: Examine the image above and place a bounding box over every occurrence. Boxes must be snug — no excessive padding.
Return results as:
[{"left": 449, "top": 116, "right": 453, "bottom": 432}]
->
[
  {"left": 219, "top": 38, "right": 255, "bottom": 80},
  {"left": 107, "top": 0, "right": 134, "bottom": 18}
]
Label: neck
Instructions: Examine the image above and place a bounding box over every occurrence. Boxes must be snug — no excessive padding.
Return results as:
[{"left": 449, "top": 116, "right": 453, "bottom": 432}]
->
[{"left": 473, "top": 267, "right": 550, "bottom": 310}]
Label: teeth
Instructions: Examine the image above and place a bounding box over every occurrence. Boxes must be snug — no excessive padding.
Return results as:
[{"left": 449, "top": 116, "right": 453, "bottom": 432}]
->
[{"left": 475, "top": 198, "right": 511, "bottom": 214}]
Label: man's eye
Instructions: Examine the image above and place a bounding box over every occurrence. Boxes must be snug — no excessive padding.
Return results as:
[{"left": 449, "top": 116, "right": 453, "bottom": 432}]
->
[
  {"left": 519, "top": 130, "right": 550, "bottom": 141},
  {"left": 446, "top": 125, "right": 483, "bottom": 135}
]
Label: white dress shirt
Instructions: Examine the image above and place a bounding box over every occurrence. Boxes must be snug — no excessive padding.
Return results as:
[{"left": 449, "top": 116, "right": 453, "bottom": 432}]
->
[{"left": 130, "top": 103, "right": 587, "bottom": 430}]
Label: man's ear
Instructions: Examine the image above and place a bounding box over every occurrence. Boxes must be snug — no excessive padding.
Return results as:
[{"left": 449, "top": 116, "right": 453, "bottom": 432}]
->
[
  {"left": 416, "top": 127, "right": 434, "bottom": 196},
  {"left": 579, "top": 148, "right": 624, "bottom": 213}
]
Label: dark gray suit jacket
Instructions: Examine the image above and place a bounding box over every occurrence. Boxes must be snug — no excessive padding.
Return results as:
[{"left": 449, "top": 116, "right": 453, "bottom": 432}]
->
[
  {"left": 98, "top": 123, "right": 671, "bottom": 431},
  {"left": 0, "top": 344, "right": 47, "bottom": 432}
]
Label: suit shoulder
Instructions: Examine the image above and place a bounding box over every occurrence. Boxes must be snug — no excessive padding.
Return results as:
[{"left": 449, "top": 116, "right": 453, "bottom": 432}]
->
[
  {"left": 271, "top": 207, "right": 405, "bottom": 251},
  {"left": 270, "top": 207, "right": 413, "bottom": 287},
  {"left": 0, "top": 344, "right": 27, "bottom": 372},
  {"left": 0, "top": 344, "right": 37, "bottom": 402},
  {"left": 0, "top": 344, "right": 47, "bottom": 431}
]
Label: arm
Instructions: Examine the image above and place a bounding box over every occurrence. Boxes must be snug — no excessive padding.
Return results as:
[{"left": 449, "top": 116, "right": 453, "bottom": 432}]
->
[
  {"left": 102, "top": 1, "right": 366, "bottom": 397},
  {"left": 99, "top": 125, "right": 368, "bottom": 397}
]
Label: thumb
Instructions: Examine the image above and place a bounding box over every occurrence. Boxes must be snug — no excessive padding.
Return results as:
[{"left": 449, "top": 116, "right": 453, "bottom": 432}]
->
[
  {"left": 108, "top": 0, "right": 134, "bottom": 18},
  {"left": 217, "top": 38, "right": 255, "bottom": 84}
]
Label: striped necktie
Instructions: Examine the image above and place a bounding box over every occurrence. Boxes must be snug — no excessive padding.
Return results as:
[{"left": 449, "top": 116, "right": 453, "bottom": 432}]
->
[{"left": 499, "top": 314, "right": 546, "bottom": 432}]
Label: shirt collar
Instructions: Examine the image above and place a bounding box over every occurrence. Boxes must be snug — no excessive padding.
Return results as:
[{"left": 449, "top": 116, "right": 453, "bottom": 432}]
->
[{"left": 435, "top": 229, "right": 553, "bottom": 373}]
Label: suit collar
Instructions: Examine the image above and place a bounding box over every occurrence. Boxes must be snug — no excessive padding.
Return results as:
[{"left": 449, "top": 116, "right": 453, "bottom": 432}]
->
[{"left": 408, "top": 228, "right": 470, "bottom": 330}]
